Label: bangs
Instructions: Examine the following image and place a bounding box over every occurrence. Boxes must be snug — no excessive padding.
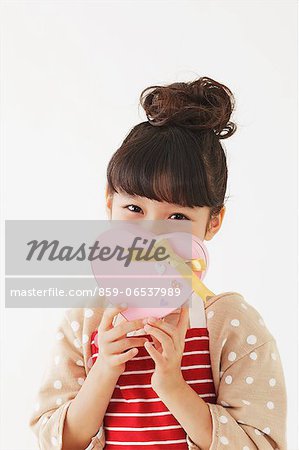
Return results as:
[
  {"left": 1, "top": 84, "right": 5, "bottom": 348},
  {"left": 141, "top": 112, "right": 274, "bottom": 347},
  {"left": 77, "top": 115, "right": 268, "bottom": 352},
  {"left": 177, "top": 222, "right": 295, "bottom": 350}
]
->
[{"left": 107, "top": 125, "right": 220, "bottom": 209}]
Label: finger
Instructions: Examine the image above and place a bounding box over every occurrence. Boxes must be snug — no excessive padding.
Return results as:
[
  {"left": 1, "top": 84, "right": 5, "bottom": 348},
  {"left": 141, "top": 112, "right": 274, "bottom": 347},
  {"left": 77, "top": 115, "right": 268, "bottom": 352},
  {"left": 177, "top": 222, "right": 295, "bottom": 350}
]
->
[
  {"left": 109, "top": 336, "right": 149, "bottom": 354},
  {"left": 146, "top": 317, "right": 176, "bottom": 339},
  {"left": 111, "top": 347, "right": 139, "bottom": 365},
  {"left": 143, "top": 324, "right": 174, "bottom": 355},
  {"left": 150, "top": 335, "right": 162, "bottom": 351},
  {"left": 106, "top": 318, "right": 146, "bottom": 342},
  {"left": 146, "top": 317, "right": 179, "bottom": 351},
  {"left": 98, "top": 303, "right": 128, "bottom": 333},
  {"left": 144, "top": 340, "right": 163, "bottom": 365},
  {"left": 177, "top": 303, "right": 190, "bottom": 336}
]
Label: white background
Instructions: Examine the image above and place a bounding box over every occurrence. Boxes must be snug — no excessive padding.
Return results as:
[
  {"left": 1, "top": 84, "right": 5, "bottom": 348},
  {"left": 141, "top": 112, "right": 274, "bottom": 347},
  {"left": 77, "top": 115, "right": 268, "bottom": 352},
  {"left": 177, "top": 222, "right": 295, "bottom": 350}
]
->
[{"left": 1, "top": 1, "right": 298, "bottom": 449}]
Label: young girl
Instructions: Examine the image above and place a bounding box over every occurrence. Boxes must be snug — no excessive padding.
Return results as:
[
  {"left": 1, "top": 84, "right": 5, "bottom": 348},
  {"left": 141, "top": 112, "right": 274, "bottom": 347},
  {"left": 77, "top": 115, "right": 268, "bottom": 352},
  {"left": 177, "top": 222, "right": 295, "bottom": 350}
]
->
[{"left": 29, "top": 77, "right": 288, "bottom": 450}]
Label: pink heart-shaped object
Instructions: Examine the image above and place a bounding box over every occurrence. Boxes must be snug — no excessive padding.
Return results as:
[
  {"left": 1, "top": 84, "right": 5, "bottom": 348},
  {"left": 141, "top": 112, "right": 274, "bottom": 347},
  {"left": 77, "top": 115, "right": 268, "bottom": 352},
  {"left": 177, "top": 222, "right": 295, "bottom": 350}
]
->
[{"left": 90, "top": 222, "right": 209, "bottom": 321}]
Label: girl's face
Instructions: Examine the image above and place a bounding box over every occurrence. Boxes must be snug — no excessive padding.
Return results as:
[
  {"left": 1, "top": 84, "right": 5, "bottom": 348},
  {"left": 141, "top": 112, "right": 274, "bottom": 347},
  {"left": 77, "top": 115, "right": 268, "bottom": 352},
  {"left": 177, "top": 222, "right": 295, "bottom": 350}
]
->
[{"left": 105, "top": 190, "right": 225, "bottom": 241}]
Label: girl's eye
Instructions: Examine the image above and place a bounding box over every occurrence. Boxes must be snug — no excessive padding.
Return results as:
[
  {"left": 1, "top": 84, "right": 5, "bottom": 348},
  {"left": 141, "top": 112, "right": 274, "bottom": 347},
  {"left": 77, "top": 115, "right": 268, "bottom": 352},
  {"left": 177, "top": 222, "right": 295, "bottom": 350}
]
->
[
  {"left": 124, "top": 204, "right": 143, "bottom": 213},
  {"left": 169, "top": 213, "right": 189, "bottom": 220}
]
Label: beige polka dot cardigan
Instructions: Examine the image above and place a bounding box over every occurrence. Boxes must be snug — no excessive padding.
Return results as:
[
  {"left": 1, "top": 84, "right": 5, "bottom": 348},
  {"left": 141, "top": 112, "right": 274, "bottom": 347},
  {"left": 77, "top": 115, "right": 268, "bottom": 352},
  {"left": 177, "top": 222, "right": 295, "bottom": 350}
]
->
[{"left": 29, "top": 292, "right": 288, "bottom": 449}]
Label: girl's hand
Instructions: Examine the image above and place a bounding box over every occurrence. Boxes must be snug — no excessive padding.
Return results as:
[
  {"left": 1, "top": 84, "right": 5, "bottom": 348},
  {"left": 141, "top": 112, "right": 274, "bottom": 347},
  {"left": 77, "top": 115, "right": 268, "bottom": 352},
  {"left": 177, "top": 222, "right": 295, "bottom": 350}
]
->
[
  {"left": 95, "top": 304, "right": 149, "bottom": 378},
  {"left": 142, "top": 304, "right": 190, "bottom": 393}
]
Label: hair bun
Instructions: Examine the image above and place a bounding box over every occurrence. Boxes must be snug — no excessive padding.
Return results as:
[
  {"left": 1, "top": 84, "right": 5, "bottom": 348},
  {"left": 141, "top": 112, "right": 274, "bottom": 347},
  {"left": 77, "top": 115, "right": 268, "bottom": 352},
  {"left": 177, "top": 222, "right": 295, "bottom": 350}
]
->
[{"left": 140, "top": 76, "right": 237, "bottom": 139}]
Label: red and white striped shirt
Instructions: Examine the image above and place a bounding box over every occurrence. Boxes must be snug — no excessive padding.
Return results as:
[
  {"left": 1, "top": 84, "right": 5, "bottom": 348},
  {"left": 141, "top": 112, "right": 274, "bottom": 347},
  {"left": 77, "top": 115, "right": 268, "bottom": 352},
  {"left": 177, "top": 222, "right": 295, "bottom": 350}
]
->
[{"left": 89, "top": 299, "right": 216, "bottom": 449}]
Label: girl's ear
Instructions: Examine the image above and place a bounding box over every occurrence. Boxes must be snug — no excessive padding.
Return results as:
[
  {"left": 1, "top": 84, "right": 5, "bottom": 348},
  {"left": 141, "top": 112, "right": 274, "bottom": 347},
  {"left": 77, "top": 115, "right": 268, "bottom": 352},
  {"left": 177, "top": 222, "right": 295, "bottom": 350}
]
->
[
  {"left": 105, "top": 184, "right": 113, "bottom": 219},
  {"left": 204, "top": 206, "right": 226, "bottom": 241}
]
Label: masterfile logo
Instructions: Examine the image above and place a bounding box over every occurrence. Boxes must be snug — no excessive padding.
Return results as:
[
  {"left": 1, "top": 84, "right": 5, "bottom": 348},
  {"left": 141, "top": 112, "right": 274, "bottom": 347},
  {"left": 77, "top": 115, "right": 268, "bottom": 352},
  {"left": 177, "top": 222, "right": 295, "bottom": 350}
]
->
[{"left": 5, "top": 219, "right": 194, "bottom": 309}]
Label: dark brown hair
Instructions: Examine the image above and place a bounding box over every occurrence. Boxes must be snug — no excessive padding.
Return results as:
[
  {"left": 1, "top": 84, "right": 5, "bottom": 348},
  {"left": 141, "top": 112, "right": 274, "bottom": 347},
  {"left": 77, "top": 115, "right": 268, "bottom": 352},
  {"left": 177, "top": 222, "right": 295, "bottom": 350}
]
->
[{"left": 106, "top": 76, "right": 237, "bottom": 221}]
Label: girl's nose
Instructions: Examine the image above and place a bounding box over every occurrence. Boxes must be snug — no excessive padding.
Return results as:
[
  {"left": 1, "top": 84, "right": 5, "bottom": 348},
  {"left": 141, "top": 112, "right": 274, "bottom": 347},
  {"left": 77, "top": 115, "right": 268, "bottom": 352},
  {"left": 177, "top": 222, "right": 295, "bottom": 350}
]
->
[
  {"left": 139, "top": 218, "right": 165, "bottom": 234},
  {"left": 143, "top": 215, "right": 163, "bottom": 221}
]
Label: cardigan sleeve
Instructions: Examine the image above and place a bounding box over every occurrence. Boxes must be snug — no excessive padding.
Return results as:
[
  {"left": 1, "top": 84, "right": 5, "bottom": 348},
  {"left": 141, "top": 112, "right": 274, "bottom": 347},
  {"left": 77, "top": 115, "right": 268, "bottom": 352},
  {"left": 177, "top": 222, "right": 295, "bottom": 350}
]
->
[
  {"left": 186, "top": 338, "right": 287, "bottom": 450},
  {"left": 28, "top": 309, "right": 105, "bottom": 450}
]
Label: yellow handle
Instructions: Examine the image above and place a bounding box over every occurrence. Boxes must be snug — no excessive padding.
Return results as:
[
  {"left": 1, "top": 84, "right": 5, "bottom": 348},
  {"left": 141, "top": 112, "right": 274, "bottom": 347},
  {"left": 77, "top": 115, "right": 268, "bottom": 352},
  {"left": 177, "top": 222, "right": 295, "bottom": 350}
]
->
[{"left": 128, "top": 238, "right": 215, "bottom": 304}]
